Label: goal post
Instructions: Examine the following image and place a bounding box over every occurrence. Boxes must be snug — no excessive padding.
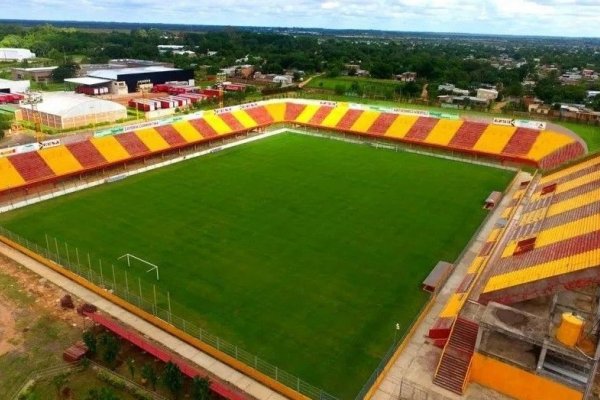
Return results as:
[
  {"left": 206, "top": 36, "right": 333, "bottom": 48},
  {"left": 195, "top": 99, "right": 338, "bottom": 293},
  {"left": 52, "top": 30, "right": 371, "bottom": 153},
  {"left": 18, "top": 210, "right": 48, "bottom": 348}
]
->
[{"left": 118, "top": 253, "right": 160, "bottom": 281}]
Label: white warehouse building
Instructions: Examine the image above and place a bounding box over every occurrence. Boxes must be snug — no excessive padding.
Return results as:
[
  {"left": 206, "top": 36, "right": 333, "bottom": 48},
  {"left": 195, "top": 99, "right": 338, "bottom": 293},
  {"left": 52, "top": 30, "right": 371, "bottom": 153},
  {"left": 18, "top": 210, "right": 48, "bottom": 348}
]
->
[
  {"left": 0, "top": 48, "right": 36, "bottom": 61},
  {"left": 20, "top": 92, "right": 127, "bottom": 129}
]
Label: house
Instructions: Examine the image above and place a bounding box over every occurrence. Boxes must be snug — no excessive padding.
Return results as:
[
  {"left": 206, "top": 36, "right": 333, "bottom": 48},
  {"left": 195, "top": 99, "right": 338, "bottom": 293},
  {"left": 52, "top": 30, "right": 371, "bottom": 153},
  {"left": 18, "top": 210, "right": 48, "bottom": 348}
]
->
[
  {"left": 477, "top": 88, "right": 499, "bottom": 101},
  {"left": 396, "top": 72, "right": 417, "bottom": 82},
  {"left": 273, "top": 75, "right": 293, "bottom": 85},
  {"left": 11, "top": 66, "right": 58, "bottom": 83}
]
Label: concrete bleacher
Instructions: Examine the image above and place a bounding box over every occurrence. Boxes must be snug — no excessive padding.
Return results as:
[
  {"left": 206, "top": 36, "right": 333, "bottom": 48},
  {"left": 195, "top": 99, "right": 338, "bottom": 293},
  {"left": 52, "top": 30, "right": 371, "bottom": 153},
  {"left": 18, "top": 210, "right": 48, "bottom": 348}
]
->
[
  {"left": 283, "top": 102, "right": 306, "bottom": 121},
  {"left": 154, "top": 125, "right": 187, "bottom": 147},
  {"left": 0, "top": 100, "right": 586, "bottom": 196},
  {"left": 38, "top": 146, "right": 83, "bottom": 175},
  {"left": 307, "top": 105, "right": 334, "bottom": 126},
  {"left": 202, "top": 112, "right": 233, "bottom": 135},
  {"left": 424, "top": 119, "right": 463, "bottom": 146},
  {"left": 405, "top": 116, "right": 439, "bottom": 141},
  {"left": 366, "top": 112, "right": 398, "bottom": 136},
  {"left": 219, "top": 112, "right": 247, "bottom": 132},
  {"left": 231, "top": 110, "right": 258, "bottom": 129},
  {"left": 334, "top": 108, "right": 363, "bottom": 131},
  {"left": 135, "top": 128, "right": 170, "bottom": 152},
  {"left": 90, "top": 136, "right": 131, "bottom": 163},
  {"left": 349, "top": 109, "right": 380, "bottom": 133},
  {"left": 244, "top": 106, "right": 274, "bottom": 126},
  {"left": 66, "top": 141, "right": 108, "bottom": 168},
  {"left": 8, "top": 152, "right": 56, "bottom": 182},
  {"left": 115, "top": 132, "right": 150, "bottom": 157},
  {"left": 187, "top": 118, "right": 218, "bottom": 138},
  {"left": 0, "top": 157, "right": 26, "bottom": 189},
  {"left": 448, "top": 121, "right": 487, "bottom": 149},
  {"left": 475, "top": 155, "right": 600, "bottom": 304}
]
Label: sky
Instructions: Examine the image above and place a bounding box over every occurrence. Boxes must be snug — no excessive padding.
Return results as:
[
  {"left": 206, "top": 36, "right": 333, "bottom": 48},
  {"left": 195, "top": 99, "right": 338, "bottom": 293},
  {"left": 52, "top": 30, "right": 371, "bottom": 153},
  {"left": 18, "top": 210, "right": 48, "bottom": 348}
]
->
[{"left": 4, "top": 0, "right": 600, "bottom": 37}]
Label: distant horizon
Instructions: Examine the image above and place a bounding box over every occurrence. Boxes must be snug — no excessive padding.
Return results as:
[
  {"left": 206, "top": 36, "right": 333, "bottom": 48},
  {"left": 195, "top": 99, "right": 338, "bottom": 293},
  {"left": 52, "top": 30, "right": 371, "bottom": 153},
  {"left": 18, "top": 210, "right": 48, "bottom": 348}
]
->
[
  {"left": 1, "top": 18, "right": 599, "bottom": 41},
  {"left": 1, "top": 0, "right": 600, "bottom": 39}
]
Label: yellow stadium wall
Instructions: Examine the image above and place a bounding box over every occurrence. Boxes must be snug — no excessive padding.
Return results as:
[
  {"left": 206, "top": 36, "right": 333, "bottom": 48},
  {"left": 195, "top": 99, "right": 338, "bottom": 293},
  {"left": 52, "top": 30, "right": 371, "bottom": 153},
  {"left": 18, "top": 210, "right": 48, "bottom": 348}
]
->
[{"left": 469, "top": 353, "right": 582, "bottom": 400}]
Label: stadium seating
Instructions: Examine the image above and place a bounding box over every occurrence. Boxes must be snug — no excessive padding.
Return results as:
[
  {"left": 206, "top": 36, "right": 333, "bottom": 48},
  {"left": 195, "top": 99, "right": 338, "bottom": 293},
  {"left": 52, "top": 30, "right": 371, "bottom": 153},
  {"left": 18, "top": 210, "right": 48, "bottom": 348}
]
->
[
  {"left": 135, "top": 128, "right": 170, "bottom": 152},
  {"left": 473, "top": 125, "right": 516, "bottom": 154},
  {"left": 405, "top": 117, "right": 439, "bottom": 141},
  {"left": 294, "top": 104, "right": 321, "bottom": 124},
  {"left": 501, "top": 128, "right": 539, "bottom": 156},
  {"left": 264, "top": 103, "right": 286, "bottom": 122},
  {"left": 155, "top": 125, "right": 188, "bottom": 147},
  {"left": 90, "top": 136, "right": 131, "bottom": 163},
  {"left": 202, "top": 112, "right": 233, "bottom": 135},
  {"left": 231, "top": 110, "right": 258, "bottom": 129},
  {"left": 0, "top": 100, "right": 586, "bottom": 195},
  {"left": 424, "top": 119, "right": 463, "bottom": 146},
  {"left": 8, "top": 152, "right": 55, "bottom": 182},
  {"left": 38, "top": 145, "right": 83, "bottom": 175},
  {"left": 115, "top": 132, "right": 150, "bottom": 156},
  {"left": 307, "top": 106, "right": 334, "bottom": 125},
  {"left": 67, "top": 141, "right": 108, "bottom": 168},
  {"left": 187, "top": 118, "right": 218, "bottom": 138},
  {"left": 335, "top": 109, "right": 363, "bottom": 131},
  {"left": 527, "top": 130, "right": 576, "bottom": 161},
  {"left": 284, "top": 103, "right": 306, "bottom": 121},
  {"left": 245, "top": 106, "right": 274, "bottom": 126},
  {"left": 350, "top": 110, "right": 380, "bottom": 133},
  {"left": 0, "top": 157, "right": 26, "bottom": 189},
  {"left": 448, "top": 121, "right": 487, "bottom": 149},
  {"left": 366, "top": 113, "right": 399, "bottom": 136},
  {"left": 320, "top": 105, "right": 349, "bottom": 128},
  {"left": 219, "top": 112, "right": 246, "bottom": 131},
  {"left": 384, "top": 115, "right": 419, "bottom": 139}
]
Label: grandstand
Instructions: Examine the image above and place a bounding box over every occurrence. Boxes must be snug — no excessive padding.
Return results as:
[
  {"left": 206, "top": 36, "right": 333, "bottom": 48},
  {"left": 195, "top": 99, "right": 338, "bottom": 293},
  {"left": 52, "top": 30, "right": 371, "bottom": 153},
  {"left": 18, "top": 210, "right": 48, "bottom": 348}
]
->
[
  {"left": 430, "top": 153, "right": 600, "bottom": 400},
  {"left": 0, "top": 100, "right": 585, "bottom": 199},
  {"left": 0, "top": 98, "right": 595, "bottom": 400}
]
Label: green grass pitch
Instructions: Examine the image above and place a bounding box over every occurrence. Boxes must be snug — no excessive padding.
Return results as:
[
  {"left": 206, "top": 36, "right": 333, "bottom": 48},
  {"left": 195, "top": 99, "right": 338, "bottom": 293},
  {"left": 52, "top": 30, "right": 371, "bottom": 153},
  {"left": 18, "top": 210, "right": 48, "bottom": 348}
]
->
[{"left": 0, "top": 133, "right": 514, "bottom": 398}]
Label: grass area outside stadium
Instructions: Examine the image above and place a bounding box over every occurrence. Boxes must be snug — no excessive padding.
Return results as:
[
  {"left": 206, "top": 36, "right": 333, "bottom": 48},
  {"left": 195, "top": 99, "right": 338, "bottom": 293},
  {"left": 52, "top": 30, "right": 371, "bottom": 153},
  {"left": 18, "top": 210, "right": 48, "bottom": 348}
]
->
[{"left": 0, "top": 132, "right": 515, "bottom": 399}]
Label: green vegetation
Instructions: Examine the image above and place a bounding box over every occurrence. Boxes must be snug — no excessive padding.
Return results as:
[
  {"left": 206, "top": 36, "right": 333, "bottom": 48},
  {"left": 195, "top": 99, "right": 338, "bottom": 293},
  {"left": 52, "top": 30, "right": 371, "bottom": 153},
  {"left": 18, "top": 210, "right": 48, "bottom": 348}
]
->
[
  {"left": 0, "top": 133, "right": 514, "bottom": 398},
  {"left": 306, "top": 76, "right": 421, "bottom": 100},
  {"left": 558, "top": 122, "right": 600, "bottom": 154}
]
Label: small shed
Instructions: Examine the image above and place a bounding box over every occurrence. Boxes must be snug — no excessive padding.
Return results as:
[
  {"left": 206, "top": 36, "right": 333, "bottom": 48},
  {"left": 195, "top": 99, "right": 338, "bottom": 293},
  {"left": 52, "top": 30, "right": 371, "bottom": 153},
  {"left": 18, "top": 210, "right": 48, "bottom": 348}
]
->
[
  {"left": 422, "top": 261, "right": 453, "bottom": 293},
  {"left": 484, "top": 191, "right": 502, "bottom": 210}
]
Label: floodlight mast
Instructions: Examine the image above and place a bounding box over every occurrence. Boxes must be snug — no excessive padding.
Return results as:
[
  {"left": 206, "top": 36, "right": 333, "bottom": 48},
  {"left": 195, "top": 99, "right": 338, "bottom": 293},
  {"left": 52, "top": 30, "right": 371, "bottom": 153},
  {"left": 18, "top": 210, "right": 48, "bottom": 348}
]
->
[{"left": 118, "top": 253, "right": 159, "bottom": 281}]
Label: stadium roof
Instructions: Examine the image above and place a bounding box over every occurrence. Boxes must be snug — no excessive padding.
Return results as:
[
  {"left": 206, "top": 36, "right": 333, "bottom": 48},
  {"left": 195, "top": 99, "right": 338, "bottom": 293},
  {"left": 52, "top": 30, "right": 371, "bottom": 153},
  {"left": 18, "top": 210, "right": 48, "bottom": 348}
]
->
[
  {"left": 20, "top": 91, "right": 125, "bottom": 118},
  {"left": 88, "top": 66, "right": 180, "bottom": 80},
  {"left": 64, "top": 77, "right": 112, "bottom": 86}
]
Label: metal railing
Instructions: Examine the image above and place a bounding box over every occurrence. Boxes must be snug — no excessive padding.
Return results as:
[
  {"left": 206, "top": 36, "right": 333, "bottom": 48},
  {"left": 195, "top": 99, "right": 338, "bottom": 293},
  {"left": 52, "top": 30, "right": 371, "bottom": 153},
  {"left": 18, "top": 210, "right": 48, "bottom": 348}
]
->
[{"left": 0, "top": 226, "right": 338, "bottom": 400}]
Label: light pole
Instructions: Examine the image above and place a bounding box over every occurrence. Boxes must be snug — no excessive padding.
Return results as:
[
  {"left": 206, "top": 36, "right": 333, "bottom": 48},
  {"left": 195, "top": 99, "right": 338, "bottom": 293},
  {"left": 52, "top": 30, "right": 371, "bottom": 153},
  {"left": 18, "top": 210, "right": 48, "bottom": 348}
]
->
[
  {"left": 22, "top": 90, "right": 43, "bottom": 141},
  {"left": 394, "top": 322, "right": 400, "bottom": 344}
]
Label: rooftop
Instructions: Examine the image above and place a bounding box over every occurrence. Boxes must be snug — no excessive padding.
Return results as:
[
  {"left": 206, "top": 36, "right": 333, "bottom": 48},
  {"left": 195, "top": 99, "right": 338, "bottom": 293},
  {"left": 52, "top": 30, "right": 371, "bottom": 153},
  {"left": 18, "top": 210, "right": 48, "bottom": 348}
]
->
[
  {"left": 64, "top": 77, "right": 112, "bottom": 86},
  {"left": 88, "top": 66, "right": 179, "bottom": 80},
  {"left": 20, "top": 91, "right": 125, "bottom": 117}
]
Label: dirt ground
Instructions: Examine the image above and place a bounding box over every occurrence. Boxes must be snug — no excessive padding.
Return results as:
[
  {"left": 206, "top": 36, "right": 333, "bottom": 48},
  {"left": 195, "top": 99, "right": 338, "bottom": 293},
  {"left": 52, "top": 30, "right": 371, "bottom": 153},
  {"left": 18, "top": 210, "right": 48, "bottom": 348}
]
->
[{"left": 0, "top": 253, "right": 84, "bottom": 394}]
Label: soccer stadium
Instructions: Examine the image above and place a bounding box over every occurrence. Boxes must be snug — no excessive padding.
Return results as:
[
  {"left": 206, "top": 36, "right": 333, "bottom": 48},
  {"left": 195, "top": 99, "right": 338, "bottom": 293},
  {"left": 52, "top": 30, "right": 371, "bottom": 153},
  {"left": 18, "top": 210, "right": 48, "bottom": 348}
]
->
[{"left": 0, "top": 99, "right": 598, "bottom": 400}]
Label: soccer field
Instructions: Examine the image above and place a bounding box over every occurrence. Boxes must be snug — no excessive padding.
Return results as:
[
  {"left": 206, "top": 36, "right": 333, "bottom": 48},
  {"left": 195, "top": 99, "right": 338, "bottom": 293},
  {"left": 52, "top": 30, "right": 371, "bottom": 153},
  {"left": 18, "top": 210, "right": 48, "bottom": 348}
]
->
[{"left": 0, "top": 132, "right": 514, "bottom": 398}]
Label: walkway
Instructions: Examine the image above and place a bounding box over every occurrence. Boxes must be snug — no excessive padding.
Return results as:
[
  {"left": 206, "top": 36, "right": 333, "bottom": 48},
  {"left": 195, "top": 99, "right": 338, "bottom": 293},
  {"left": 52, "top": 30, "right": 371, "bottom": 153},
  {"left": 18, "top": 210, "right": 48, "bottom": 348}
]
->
[
  {"left": 0, "top": 241, "right": 288, "bottom": 400},
  {"left": 369, "top": 172, "right": 531, "bottom": 400}
]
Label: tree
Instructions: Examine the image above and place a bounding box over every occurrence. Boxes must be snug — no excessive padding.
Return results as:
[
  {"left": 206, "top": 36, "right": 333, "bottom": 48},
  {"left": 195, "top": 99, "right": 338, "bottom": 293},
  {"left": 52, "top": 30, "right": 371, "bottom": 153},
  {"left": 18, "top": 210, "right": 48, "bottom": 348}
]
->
[
  {"left": 333, "top": 84, "right": 345, "bottom": 95},
  {"left": 51, "top": 373, "right": 69, "bottom": 400},
  {"left": 84, "top": 387, "right": 120, "bottom": 400},
  {"left": 82, "top": 330, "right": 97, "bottom": 356},
  {"left": 370, "top": 62, "right": 392, "bottom": 79},
  {"left": 50, "top": 62, "right": 79, "bottom": 83},
  {"left": 191, "top": 376, "right": 211, "bottom": 400},
  {"left": 127, "top": 358, "right": 136, "bottom": 380},
  {"left": 141, "top": 363, "right": 158, "bottom": 391},
  {"left": 99, "top": 333, "right": 121, "bottom": 370},
  {"left": 162, "top": 361, "right": 184, "bottom": 399}
]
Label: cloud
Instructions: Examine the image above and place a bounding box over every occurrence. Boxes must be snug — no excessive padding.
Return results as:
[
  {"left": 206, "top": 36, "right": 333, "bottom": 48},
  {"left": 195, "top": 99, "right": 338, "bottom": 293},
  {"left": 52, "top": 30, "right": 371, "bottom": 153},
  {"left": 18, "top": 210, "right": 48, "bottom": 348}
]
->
[{"left": 3, "top": 0, "right": 600, "bottom": 37}]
